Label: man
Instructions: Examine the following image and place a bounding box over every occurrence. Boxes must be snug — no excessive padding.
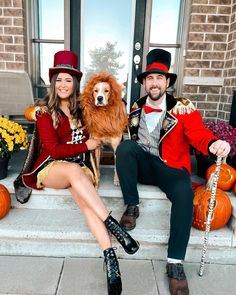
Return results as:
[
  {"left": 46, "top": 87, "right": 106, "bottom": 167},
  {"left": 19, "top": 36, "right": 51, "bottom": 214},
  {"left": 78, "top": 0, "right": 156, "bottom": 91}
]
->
[{"left": 116, "top": 49, "right": 230, "bottom": 295}]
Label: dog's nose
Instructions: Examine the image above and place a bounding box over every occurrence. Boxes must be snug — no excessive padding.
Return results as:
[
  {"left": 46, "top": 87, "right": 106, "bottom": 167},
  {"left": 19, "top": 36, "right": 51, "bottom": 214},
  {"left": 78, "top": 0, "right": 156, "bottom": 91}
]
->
[{"left": 97, "top": 96, "right": 103, "bottom": 103}]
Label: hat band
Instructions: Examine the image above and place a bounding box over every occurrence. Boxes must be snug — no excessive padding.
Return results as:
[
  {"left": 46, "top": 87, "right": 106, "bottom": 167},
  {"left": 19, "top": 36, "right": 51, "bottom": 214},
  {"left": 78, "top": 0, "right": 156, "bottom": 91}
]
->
[
  {"left": 55, "top": 64, "right": 76, "bottom": 69},
  {"left": 146, "top": 62, "right": 168, "bottom": 73}
]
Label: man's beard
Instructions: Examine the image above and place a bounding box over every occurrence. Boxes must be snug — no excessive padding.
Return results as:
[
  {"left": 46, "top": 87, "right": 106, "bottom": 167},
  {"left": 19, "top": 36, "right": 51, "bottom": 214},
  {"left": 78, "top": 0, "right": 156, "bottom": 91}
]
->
[{"left": 147, "top": 87, "right": 165, "bottom": 101}]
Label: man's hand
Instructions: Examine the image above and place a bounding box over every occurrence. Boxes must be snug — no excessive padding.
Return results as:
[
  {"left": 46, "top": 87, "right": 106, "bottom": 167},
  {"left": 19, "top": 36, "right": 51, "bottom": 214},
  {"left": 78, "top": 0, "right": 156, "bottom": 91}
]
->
[{"left": 209, "top": 140, "right": 231, "bottom": 157}]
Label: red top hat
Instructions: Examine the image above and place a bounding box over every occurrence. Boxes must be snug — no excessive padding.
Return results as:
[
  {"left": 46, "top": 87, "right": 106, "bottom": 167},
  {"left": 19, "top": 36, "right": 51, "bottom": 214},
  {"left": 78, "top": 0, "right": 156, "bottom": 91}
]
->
[
  {"left": 49, "top": 50, "right": 83, "bottom": 82},
  {"left": 137, "top": 49, "right": 177, "bottom": 87}
]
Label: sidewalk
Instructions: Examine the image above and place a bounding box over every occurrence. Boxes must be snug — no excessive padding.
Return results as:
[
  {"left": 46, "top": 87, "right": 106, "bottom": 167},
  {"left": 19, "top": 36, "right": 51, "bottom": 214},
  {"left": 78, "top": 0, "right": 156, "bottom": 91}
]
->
[{"left": 0, "top": 255, "right": 235, "bottom": 295}]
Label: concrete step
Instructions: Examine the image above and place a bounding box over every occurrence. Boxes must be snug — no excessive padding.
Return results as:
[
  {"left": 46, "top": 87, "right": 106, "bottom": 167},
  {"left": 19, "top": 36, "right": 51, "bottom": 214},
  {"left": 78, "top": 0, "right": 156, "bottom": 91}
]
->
[
  {"left": 3, "top": 160, "right": 236, "bottom": 224},
  {"left": 0, "top": 206, "right": 235, "bottom": 264},
  {"left": 0, "top": 151, "right": 236, "bottom": 263},
  {"left": 5, "top": 166, "right": 167, "bottom": 210}
]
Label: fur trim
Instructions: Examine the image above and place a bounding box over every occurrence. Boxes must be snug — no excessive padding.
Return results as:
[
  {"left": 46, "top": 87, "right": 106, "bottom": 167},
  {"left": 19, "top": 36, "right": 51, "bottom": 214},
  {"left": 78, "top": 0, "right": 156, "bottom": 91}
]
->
[
  {"left": 32, "top": 106, "right": 48, "bottom": 121},
  {"left": 172, "top": 97, "right": 196, "bottom": 115}
]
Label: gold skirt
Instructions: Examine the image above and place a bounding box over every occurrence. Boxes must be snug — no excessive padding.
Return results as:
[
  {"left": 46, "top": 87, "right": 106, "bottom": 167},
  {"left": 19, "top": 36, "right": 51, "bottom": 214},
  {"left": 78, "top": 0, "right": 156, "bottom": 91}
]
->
[{"left": 37, "top": 160, "right": 95, "bottom": 188}]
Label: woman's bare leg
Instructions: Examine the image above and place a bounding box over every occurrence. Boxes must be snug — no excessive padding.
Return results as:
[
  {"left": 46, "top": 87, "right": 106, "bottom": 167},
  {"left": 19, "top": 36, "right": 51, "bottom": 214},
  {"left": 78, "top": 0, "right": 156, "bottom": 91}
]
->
[
  {"left": 41, "top": 162, "right": 122, "bottom": 294},
  {"left": 42, "top": 162, "right": 109, "bottom": 221},
  {"left": 42, "top": 161, "right": 139, "bottom": 255},
  {"left": 69, "top": 187, "right": 112, "bottom": 250}
]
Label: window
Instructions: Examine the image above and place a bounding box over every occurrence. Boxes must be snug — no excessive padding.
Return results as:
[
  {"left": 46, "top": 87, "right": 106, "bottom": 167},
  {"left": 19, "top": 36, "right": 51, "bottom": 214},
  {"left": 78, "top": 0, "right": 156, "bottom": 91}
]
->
[
  {"left": 27, "top": 0, "right": 188, "bottom": 98},
  {"left": 80, "top": 0, "right": 134, "bottom": 100},
  {"left": 147, "top": 0, "right": 186, "bottom": 93},
  {"left": 29, "top": 0, "right": 65, "bottom": 98}
]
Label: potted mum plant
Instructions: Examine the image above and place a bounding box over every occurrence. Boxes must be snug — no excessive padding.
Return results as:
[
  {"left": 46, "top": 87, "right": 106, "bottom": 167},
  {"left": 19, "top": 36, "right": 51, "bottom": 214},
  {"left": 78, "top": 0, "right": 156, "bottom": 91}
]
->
[
  {"left": 0, "top": 117, "right": 29, "bottom": 179},
  {"left": 195, "top": 120, "right": 236, "bottom": 178}
]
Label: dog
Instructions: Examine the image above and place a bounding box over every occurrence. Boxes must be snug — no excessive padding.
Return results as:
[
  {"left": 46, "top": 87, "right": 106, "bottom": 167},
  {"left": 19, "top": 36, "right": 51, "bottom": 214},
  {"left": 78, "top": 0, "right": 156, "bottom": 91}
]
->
[{"left": 80, "top": 72, "right": 128, "bottom": 189}]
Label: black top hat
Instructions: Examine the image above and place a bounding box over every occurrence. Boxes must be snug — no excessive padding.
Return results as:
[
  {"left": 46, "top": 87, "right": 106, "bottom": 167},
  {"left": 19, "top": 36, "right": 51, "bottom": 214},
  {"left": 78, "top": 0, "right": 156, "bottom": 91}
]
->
[{"left": 137, "top": 49, "right": 177, "bottom": 87}]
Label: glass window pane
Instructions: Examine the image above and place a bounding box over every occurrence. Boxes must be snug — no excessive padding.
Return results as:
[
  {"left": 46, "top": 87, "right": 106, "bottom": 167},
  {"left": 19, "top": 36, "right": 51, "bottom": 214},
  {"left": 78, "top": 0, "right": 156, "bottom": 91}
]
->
[
  {"left": 38, "top": 0, "right": 64, "bottom": 39},
  {"left": 81, "top": 0, "right": 134, "bottom": 92},
  {"left": 150, "top": 0, "right": 181, "bottom": 44},
  {"left": 35, "top": 85, "right": 48, "bottom": 99},
  {"left": 39, "top": 43, "right": 64, "bottom": 85}
]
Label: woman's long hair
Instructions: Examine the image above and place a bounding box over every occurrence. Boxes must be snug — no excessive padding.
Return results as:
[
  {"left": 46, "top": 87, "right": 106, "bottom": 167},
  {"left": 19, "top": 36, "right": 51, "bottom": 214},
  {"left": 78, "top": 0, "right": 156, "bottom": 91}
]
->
[{"left": 35, "top": 73, "right": 81, "bottom": 128}]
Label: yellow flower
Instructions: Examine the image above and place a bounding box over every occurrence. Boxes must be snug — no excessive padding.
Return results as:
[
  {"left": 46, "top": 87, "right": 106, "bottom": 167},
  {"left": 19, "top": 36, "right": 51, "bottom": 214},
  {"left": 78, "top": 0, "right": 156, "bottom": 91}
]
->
[{"left": 0, "top": 117, "right": 29, "bottom": 157}]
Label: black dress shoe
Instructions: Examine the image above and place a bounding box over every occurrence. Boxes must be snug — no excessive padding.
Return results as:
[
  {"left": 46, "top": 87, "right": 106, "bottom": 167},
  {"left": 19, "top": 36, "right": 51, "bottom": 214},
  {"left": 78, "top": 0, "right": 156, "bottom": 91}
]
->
[
  {"left": 166, "top": 263, "right": 189, "bottom": 295},
  {"left": 120, "top": 205, "right": 139, "bottom": 231}
]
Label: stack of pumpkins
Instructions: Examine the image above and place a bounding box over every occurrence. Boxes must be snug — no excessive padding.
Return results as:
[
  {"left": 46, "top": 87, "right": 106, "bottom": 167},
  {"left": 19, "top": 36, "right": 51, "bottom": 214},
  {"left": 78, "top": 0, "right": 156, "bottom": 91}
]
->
[{"left": 192, "top": 162, "right": 235, "bottom": 231}]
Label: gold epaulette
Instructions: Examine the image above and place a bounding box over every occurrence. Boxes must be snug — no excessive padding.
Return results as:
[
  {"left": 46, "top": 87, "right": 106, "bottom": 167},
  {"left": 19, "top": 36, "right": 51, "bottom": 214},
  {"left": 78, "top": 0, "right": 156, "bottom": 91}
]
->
[
  {"left": 130, "top": 102, "right": 139, "bottom": 112},
  {"left": 172, "top": 97, "right": 196, "bottom": 115},
  {"left": 31, "top": 106, "right": 48, "bottom": 121}
]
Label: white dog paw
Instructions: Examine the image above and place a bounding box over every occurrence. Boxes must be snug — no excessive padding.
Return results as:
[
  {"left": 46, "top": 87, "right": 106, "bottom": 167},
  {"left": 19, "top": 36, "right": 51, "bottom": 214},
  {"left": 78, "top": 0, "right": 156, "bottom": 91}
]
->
[{"left": 113, "top": 178, "right": 120, "bottom": 186}]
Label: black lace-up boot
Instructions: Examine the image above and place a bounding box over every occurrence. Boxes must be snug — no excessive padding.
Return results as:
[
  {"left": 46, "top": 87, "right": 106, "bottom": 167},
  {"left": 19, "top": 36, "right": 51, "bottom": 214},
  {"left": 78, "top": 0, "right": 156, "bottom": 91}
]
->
[
  {"left": 104, "top": 213, "right": 139, "bottom": 254},
  {"left": 104, "top": 248, "right": 122, "bottom": 295}
]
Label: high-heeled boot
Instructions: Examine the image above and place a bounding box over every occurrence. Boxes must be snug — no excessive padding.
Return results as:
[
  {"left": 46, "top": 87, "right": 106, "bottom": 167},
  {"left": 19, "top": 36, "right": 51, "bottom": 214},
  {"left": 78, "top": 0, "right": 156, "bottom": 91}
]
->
[
  {"left": 104, "top": 213, "right": 139, "bottom": 254},
  {"left": 104, "top": 248, "right": 122, "bottom": 295}
]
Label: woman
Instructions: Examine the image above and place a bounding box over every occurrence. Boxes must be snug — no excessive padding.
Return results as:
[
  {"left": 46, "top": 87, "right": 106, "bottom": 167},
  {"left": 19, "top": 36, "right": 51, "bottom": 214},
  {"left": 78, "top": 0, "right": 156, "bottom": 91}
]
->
[{"left": 21, "top": 50, "right": 139, "bottom": 295}]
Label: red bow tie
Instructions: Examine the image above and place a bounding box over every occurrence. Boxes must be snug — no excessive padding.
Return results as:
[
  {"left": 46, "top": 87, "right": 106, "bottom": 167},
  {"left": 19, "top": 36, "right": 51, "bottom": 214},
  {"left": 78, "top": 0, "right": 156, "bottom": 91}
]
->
[{"left": 143, "top": 105, "right": 163, "bottom": 114}]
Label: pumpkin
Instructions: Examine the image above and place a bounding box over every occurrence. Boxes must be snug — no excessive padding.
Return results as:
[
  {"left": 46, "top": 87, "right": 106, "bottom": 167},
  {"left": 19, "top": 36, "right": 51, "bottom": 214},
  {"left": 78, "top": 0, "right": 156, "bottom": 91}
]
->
[
  {"left": 24, "top": 106, "right": 36, "bottom": 121},
  {"left": 206, "top": 163, "right": 236, "bottom": 191},
  {"left": 234, "top": 183, "right": 236, "bottom": 195},
  {"left": 192, "top": 185, "right": 232, "bottom": 231},
  {"left": 0, "top": 184, "right": 11, "bottom": 219}
]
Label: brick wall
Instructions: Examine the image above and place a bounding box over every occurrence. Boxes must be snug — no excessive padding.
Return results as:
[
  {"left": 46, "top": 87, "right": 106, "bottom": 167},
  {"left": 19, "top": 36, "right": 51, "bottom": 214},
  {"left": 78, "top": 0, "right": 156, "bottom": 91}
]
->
[
  {"left": 221, "top": 1, "right": 236, "bottom": 121},
  {"left": 183, "top": 0, "right": 236, "bottom": 121},
  {"left": 0, "top": 0, "right": 26, "bottom": 71}
]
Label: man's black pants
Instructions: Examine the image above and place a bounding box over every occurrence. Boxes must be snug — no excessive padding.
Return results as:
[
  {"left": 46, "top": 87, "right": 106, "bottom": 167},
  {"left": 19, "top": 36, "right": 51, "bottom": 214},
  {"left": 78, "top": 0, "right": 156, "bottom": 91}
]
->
[{"left": 116, "top": 140, "right": 194, "bottom": 260}]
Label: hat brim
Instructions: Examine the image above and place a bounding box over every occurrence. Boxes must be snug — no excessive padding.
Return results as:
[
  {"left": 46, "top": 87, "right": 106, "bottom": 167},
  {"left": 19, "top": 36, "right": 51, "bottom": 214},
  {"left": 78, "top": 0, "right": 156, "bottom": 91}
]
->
[
  {"left": 49, "top": 67, "right": 83, "bottom": 82},
  {"left": 137, "top": 69, "right": 177, "bottom": 87}
]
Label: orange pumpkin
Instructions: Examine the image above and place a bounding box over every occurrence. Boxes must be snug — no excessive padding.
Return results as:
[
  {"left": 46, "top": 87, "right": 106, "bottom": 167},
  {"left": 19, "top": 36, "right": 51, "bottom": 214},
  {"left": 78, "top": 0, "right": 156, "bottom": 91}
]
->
[
  {"left": 192, "top": 185, "right": 232, "bottom": 231},
  {"left": 24, "top": 106, "right": 36, "bottom": 122},
  {"left": 0, "top": 184, "right": 11, "bottom": 219},
  {"left": 206, "top": 163, "right": 236, "bottom": 191}
]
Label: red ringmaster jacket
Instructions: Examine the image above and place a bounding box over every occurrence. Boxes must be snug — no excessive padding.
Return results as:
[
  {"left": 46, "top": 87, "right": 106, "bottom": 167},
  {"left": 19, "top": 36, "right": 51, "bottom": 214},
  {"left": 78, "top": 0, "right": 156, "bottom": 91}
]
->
[
  {"left": 128, "top": 94, "right": 218, "bottom": 174},
  {"left": 22, "top": 109, "right": 90, "bottom": 189}
]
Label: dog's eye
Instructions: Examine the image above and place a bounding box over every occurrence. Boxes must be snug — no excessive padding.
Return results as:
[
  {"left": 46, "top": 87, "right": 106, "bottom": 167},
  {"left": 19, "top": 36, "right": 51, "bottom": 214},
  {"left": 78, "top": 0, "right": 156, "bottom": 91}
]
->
[
  {"left": 94, "top": 89, "right": 98, "bottom": 93},
  {"left": 105, "top": 89, "right": 110, "bottom": 93}
]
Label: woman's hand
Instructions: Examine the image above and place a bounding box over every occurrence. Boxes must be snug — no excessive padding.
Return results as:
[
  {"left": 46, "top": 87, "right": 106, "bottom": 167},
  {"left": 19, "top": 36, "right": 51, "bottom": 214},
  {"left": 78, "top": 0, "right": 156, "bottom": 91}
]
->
[
  {"left": 209, "top": 140, "right": 231, "bottom": 157},
  {"left": 85, "top": 138, "right": 102, "bottom": 150}
]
